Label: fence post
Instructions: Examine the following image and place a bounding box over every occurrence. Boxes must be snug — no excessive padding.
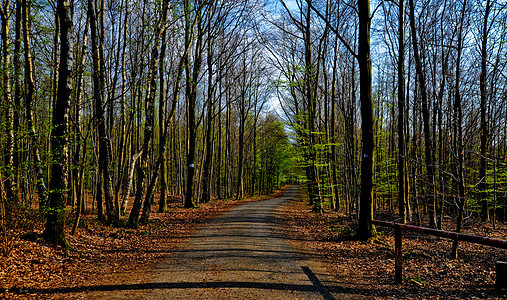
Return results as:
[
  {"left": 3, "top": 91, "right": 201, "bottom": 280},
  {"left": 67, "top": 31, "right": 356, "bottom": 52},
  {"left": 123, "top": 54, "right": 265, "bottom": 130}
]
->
[
  {"left": 395, "top": 225, "right": 403, "bottom": 283},
  {"left": 497, "top": 261, "right": 507, "bottom": 290}
]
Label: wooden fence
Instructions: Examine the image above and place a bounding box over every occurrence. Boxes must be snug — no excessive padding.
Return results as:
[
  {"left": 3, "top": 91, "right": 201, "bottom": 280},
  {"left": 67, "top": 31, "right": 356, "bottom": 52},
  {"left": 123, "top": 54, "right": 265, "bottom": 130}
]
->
[{"left": 372, "top": 220, "right": 507, "bottom": 288}]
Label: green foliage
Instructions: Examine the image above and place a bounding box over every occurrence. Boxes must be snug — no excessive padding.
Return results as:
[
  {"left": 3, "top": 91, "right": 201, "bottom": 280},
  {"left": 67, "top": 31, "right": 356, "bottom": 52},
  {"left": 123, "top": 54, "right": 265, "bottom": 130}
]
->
[
  {"left": 467, "top": 155, "right": 507, "bottom": 217},
  {"left": 257, "top": 116, "right": 300, "bottom": 189}
]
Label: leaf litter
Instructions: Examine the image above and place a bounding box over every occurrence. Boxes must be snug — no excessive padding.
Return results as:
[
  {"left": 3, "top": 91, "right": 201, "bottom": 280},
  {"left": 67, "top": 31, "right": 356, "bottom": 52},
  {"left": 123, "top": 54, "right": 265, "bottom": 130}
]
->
[{"left": 278, "top": 197, "right": 507, "bottom": 299}]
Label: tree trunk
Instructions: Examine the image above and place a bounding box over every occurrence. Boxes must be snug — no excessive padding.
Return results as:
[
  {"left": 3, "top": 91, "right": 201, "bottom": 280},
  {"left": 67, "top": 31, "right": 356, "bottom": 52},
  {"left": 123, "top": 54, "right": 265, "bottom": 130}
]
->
[
  {"left": 304, "top": 0, "right": 320, "bottom": 213},
  {"left": 184, "top": 0, "right": 204, "bottom": 208},
  {"left": 121, "top": 151, "right": 142, "bottom": 213},
  {"left": 129, "top": 0, "right": 169, "bottom": 226},
  {"left": 397, "top": 0, "right": 407, "bottom": 224},
  {"left": 408, "top": 0, "right": 437, "bottom": 228},
  {"left": 89, "top": 0, "right": 118, "bottom": 225},
  {"left": 70, "top": 9, "right": 90, "bottom": 234},
  {"left": 1, "top": 0, "right": 15, "bottom": 203},
  {"left": 236, "top": 62, "right": 246, "bottom": 200},
  {"left": 13, "top": 0, "right": 21, "bottom": 204},
  {"left": 43, "top": 0, "right": 73, "bottom": 249},
  {"left": 114, "top": 0, "right": 129, "bottom": 217},
  {"left": 479, "top": 0, "right": 492, "bottom": 222},
  {"left": 201, "top": 26, "right": 214, "bottom": 204},
  {"left": 356, "top": 0, "right": 376, "bottom": 240},
  {"left": 451, "top": 0, "right": 468, "bottom": 259},
  {"left": 158, "top": 27, "right": 168, "bottom": 213}
]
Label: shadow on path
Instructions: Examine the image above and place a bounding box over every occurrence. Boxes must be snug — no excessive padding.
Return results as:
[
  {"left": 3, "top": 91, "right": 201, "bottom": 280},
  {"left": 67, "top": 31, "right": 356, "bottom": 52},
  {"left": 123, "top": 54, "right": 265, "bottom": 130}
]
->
[{"left": 13, "top": 266, "right": 350, "bottom": 300}]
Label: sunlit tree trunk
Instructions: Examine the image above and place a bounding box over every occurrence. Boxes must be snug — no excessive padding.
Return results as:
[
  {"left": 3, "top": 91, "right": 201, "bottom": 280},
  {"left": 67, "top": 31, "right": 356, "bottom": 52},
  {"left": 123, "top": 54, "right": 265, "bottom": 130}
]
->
[
  {"left": 201, "top": 27, "right": 214, "bottom": 203},
  {"left": 22, "top": 0, "right": 48, "bottom": 208},
  {"left": 1, "top": 0, "right": 15, "bottom": 203}
]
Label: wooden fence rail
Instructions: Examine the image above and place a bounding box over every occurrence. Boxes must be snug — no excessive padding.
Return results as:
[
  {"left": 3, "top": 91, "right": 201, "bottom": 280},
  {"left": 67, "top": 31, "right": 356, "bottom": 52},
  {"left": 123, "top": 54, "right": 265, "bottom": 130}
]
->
[{"left": 372, "top": 220, "right": 507, "bottom": 287}]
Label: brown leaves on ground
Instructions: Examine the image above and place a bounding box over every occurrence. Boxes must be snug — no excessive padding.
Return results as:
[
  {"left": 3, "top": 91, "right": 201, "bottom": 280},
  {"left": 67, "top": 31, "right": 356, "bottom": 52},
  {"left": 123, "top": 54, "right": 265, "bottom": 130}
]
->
[
  {"left": 0, "top": 192, "right": 282, "bottom": 300},
  {"left": 278, "top": 197, "right": 507, "bottom": 299}
]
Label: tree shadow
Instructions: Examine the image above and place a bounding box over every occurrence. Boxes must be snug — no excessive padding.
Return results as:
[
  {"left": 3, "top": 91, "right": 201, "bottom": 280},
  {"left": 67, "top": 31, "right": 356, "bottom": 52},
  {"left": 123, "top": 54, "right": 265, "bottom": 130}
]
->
[{"left": 11, "top": 266, "right": 343, "bottom": 299}]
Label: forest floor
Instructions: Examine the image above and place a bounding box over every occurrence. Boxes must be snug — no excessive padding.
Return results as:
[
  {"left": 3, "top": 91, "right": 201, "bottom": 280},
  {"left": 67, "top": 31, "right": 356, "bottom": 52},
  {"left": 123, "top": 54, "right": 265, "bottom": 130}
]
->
[
  {"left": 279, "top": 195, "right": 507, "bottom": 299},
  {"left": 1, "top": 187, "right": 506, "bottom": 299}
]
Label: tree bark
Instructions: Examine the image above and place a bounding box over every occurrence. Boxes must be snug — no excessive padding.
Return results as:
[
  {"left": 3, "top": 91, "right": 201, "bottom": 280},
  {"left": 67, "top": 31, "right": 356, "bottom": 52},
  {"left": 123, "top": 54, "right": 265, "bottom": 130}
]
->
[
  {"left": 397, "top": 0, "right": 407, "bottom": 223},
  {"left": 158, "top": 26, "right": 168, "bottom": 213},
  {"left": 43, "top": 0, "right": 73, "bottom": 249},
  {"left": 13, "top": 0, "right": 21, "bottom": 203},
  {"left": 1, "top": 0, "right": 15, "bottom": 203},
  {"left": 356, "top": 0, "right": 376, "bottom": 240}
]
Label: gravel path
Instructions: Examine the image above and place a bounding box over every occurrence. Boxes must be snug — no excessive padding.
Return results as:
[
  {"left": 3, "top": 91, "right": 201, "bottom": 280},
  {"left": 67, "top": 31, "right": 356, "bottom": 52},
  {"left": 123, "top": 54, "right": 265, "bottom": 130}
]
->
[
  {"left": 148, "top": 186, "right": 337, "bottom": 299},
  {"left": 67, "top": 186, "right": 363, "bottom": 299}
]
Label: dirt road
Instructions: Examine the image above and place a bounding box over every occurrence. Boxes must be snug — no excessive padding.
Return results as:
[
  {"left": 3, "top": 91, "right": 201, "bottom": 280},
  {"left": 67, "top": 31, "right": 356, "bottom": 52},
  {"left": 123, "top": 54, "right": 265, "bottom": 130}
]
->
[
  {"left": 64, "top": 186, "right": 362, "bottom": 299},
  {"left": 148, "top": 186, "right": 337, "bottom": 299}
]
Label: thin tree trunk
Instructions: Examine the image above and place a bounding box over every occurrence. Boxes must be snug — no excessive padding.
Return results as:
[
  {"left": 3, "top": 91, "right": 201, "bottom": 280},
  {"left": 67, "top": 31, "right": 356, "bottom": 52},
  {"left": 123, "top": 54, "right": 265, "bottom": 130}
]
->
[
  {"left": 13, "top": 0, "right": 21, "bottom": 203},
  {"left": 330, "top": 23, "right": 340, "bottom": 211},
  {"left": 451, "top": 0, "right": 468, "bottom": 259},
  {"left": 201, "top": 24, "right": 214, "bottom": 203},
  {"left": 184, "top": 0, "right": 204, "bottom": 208},
  {"left": 397, "top": 0, "right": 407, "bottom": 224},
  {"left": 70, "top": 11, "right": 90, "bottom": 234},
  {"left": 129, "top": 0, "right": 169, "bottom": 226},
  {"left": 89, "top": 0, "right": 118, "bottom": 225},
  {"left": 121, "top": 150, "right": 142, "bottom": 213},
  {"left": 158, "top": 28, "right": 168, "bottom": 213},
  {"left": 217, "top": 70, "right": 223, "bottom": 200},
  {"left": 236, "top": 61, "right": 246, "bottom": 200},
  {"left": 479, "top": 0, "right": 492, "bottom": 222},
  {"left": 1, "top": 0, "right": 15, "bottom": 202},
  {"left": 114, "top": 0, "right": 129, "bottom": 216},
  {"left": 305, "top": 0, "right": 320, "bottom": 212},
  {"left": 408, "top": 0, "right": 437, "bottom": 228}
]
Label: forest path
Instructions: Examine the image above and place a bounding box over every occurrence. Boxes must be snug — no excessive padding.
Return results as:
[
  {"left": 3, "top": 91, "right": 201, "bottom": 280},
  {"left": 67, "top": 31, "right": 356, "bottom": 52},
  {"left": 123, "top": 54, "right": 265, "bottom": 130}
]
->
[{"left": 73, "top": 186, "right": 363, "bottom": 299}]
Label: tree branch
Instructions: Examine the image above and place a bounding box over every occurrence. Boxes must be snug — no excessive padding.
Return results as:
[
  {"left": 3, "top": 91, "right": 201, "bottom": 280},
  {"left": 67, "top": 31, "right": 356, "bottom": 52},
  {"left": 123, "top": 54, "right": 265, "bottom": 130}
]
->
[{"left": 304, "top": 0, "right": 358, "bottom": 60}]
